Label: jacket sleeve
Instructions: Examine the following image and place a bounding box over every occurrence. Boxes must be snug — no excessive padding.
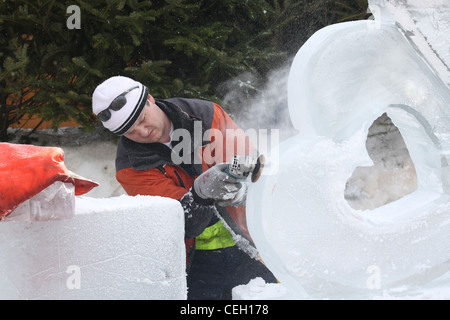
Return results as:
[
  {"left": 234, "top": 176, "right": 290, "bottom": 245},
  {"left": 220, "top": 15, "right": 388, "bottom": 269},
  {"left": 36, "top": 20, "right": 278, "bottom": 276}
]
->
[
  {"left": 180, "top": 188, "right": 219, "bottom": 239},
  {"left": 116, "top": 167, "right": 188, "bottom": 199},
  {"left": 116, "top": 167, "right": 216, "bottom": 239}
]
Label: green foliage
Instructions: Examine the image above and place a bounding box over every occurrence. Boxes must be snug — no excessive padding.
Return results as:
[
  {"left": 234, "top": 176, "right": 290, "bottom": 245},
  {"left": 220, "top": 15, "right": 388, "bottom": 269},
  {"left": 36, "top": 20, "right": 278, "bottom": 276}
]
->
[
  {"left": 263, "top": 0, "right": 371, "bottom": 56},
  {"left": 0, "top": 0, "right": 369, "bottom": 141}
]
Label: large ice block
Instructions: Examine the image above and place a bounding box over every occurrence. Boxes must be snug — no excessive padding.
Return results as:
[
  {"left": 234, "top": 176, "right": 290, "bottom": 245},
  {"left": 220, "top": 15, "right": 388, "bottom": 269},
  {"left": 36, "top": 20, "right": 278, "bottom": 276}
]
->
[
  {"left": 0, "top": 195, "right": 186, "bottom": 300},
  {"left": 247, "top": 11, "right": 450, "bottom": 298}
]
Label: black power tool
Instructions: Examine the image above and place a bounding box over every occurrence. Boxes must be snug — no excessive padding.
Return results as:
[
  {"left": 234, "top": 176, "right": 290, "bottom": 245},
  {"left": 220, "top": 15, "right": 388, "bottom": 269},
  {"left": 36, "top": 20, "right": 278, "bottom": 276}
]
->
[{"left": 225, "top": 154, "right": 265, "bottom": 183}]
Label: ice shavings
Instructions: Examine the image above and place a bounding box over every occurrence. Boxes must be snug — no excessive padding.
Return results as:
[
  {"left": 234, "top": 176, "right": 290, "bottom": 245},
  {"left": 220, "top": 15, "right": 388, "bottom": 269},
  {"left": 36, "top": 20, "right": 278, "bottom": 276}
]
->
[{"left": 232, "top": 277, "right": 288, "bottom": 300}]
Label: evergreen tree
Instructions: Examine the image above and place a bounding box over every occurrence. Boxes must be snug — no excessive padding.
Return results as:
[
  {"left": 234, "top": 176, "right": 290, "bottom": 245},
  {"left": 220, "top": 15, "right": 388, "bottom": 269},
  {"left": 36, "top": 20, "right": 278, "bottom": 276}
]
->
[{"left": 0, "top": 0, "right": 368, "bottom": 142}]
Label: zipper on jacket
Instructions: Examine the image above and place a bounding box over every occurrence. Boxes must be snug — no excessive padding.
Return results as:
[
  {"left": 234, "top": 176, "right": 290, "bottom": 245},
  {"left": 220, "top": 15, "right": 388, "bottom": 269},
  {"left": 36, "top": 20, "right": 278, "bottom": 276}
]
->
[
  {"left": 158, "top": 164, "right": 187, "bottom": 189},
  {"left": 157, "top": 164, "right": 167, "bottom": 175},
  {"left": 173, "top": 169, "right": 186, "bottom": 188}
]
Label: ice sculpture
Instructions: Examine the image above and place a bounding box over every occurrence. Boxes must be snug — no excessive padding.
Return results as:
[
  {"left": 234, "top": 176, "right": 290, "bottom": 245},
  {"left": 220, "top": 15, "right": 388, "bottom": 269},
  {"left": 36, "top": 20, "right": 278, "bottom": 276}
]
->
[
  {"left": 0, "top": 196, "right": 186, "bottom": 299},
  {"left": 247, "top": 2, "right": 450, "bottom": 298}
]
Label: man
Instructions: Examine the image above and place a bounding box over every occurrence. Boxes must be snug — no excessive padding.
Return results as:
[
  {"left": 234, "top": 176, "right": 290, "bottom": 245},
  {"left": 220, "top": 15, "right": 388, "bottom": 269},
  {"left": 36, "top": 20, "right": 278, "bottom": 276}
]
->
[{"left": 92, "top": 76, "right": 276, "bottom": 299}]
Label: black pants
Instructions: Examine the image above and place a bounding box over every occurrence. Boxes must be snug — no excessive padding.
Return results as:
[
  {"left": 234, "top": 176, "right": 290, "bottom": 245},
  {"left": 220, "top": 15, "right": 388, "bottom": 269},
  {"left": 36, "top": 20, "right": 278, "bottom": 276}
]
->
[{"left": 187, "top": 246, "right": 277, "bottom": 300}]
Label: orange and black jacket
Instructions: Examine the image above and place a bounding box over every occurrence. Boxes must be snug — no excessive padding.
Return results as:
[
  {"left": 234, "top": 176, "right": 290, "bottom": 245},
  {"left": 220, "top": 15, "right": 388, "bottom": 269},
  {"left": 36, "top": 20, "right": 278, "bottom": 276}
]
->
[{"left": 115, "top": 98, "right": 255, "bottom": 263}]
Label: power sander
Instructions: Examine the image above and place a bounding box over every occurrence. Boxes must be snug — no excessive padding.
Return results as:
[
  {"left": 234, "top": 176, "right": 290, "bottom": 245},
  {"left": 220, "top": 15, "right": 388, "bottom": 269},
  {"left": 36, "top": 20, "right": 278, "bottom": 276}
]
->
[{"left": 225, "top": 154, "right": 265, "bottom": 183}]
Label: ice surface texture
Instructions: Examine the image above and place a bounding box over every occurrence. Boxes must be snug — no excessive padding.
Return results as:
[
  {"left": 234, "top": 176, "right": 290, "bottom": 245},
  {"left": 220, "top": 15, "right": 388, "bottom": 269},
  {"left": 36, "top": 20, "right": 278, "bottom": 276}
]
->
[
  {"left": 247, "top": 17, "right": 450, "bottom": 298},
  {"left": 0, "top": 195, "right": 186, "bottom": 300},
  {"left": 369, "top": 0, "right": 450, "bottom": 86},
  {"left": 7, "top": 182, "right": 76, "bottom": 222}
]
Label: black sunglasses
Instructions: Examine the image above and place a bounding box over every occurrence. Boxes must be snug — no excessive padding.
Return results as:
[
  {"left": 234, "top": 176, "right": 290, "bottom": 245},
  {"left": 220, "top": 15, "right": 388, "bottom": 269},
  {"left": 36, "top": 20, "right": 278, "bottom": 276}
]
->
[{"left": 97, "top": 85, "right": 140, "bottom": 122}]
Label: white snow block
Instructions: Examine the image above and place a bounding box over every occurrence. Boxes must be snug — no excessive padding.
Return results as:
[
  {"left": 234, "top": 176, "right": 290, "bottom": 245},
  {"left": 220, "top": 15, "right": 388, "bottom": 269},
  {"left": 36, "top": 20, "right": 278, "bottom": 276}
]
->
[{"left": 0, "top": 195, "right": 186, "bottom": 300}]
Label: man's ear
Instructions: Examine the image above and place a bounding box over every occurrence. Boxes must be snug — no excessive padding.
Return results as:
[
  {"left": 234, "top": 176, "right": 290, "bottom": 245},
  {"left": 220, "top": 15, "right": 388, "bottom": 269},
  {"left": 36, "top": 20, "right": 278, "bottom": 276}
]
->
[{"left": 148, "top": 94, "right": 156, "bottom": 104}]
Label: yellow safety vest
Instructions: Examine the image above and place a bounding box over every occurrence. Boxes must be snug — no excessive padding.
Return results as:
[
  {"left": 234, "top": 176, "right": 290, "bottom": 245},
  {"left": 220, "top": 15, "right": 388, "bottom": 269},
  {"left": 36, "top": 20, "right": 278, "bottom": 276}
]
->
[{"left": 195, "top": 220, "right": 235, "bottom": 250}]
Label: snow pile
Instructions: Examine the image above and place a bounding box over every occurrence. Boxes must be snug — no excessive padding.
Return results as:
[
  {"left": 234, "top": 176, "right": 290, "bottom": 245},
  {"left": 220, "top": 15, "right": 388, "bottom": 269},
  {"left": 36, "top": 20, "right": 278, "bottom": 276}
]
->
[
  {"left": 232, "top": 278, "right": 288, "bottom": 300},
  {"left": 246, "top": 0, "right": 450, "bottom": 299},
  {"left": 0, "top": 195, "right": 186, "bottom": 300}
]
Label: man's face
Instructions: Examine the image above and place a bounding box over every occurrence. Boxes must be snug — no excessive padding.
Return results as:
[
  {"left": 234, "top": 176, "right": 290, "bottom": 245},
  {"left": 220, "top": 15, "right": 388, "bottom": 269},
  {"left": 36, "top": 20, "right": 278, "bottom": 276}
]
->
[{"left": 124, "top": 98, "right": 171, "bottom": 144}]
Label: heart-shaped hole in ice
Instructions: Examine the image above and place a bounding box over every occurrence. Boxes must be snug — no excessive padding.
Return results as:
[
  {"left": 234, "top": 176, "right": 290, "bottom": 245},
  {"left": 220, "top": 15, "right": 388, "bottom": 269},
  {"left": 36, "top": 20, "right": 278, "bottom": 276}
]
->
[{"left": 345, "top": 113, "right": 418, "bottom": 210}]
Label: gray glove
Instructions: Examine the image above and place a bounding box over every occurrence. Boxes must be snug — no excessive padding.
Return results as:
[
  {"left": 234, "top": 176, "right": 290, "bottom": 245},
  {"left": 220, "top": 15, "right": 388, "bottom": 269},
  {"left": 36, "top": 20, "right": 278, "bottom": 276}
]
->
[
  {"left": 217, "top": 181, "right": 248, "bottom": 207},
  {"left": 193, "top": 163, "right": 242, "bottom": 202}
]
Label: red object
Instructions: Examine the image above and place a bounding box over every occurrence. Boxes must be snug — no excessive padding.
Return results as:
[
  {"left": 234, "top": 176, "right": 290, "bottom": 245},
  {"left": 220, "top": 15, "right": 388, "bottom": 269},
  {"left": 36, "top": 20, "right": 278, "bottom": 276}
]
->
[{"left": 0, "top": 143, "right": 98, "bottom": 219}]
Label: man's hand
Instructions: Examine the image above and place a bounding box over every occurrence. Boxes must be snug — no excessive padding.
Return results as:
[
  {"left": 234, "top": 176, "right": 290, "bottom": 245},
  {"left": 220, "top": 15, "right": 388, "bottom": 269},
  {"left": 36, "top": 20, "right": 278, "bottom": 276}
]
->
[
  {"left": 193, "top": 163, "right": 242, "bottom": 202},
  {"left": 217, "top": 181, "right": 248, "bottom": 207}
]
